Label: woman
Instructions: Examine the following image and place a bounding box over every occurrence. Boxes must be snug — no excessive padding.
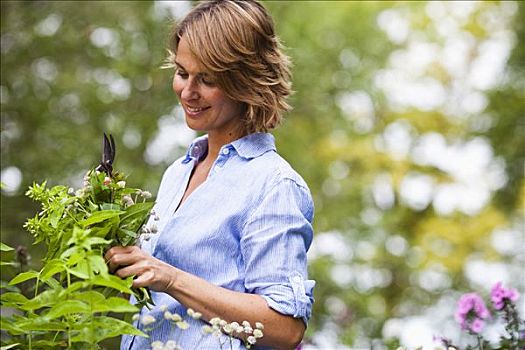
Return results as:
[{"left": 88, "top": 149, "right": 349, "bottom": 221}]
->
[{"left": 105, "top": 1, "right": 315, "bottom": 349}]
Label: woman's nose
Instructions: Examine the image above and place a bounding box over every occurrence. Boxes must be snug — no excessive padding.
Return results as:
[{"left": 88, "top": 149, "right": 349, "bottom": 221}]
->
[{"left": 180, "top": 78, "right": 199, "bottom": 101}]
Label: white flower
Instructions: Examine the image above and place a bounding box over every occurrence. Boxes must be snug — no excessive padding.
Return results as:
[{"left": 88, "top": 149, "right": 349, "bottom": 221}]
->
[
  {"left": 219, "top": 319, "right": 228, "bottom": 327},
  {"left": 253, "top": 328, "right": 263, "bottom": 338},
  {"left": 244, "top": 326, "right": 253, "bottom": 334},
  {"left": 164, "top": 340, "right": 178, "bottom": 350},
  {"left": 122, "top": 195, "right": 134, "bottom": 206},
  {"left": 222, "top": 323, "right": 233, "bottom": 334},
  {"left": 140, "top": 315, "right": 156, "bottom": 326},
  {"left": 255, "top": 322, "right": 264, "bottom": 330},
  {"left": 164, "top": 311, "right": 182, "bottom": 322},
  {"left": 103, "top": 176, "right": 111, "bottom": 186},
  {"left": 210, "top": 317, "right": 221, "bottom": 326},
  {"left": 247, "top": 336, "right": 256, "bottom": 345},
  {"left": 242, "top": 320, "right": 251, "bottom": 328},
  {"left": 187, "top": 307, "right": 202, "bottom": 319},
  {"left": 141, "top": 190, "right": 152, "bottom": 199},
  {"left": 176, "top": 320, "right": 189, "bottom": 330},
  {"left": 229, "top": 322, "right": 240, "bottom": 331},
  {"left": 202, "top": 325, "right": 214, "bottom": 334},
  {"left": 117, "top": 180, "right": 126, "bottom": 188},
  {"left": 151, "top": 341, "right": 165, "bottom": 350}
]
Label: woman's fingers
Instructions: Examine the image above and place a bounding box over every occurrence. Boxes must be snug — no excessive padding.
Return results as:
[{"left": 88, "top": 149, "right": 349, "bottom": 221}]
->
[{"left": 105, "top": 245, "right": 143, "bottom": 273}]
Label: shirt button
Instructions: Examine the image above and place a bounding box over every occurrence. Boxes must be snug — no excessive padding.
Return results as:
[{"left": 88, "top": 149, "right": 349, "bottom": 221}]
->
[
  {"left": 222, "top": 148, "right": 230, "bottom": 155},
  {"left": 293, "top": 276, "right": 302, "bottom": 283}
]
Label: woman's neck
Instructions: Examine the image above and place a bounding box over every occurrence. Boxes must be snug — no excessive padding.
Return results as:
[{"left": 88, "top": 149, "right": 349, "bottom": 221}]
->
[{"left": 204, "top": 129, "right": 247, "bottom": 163}]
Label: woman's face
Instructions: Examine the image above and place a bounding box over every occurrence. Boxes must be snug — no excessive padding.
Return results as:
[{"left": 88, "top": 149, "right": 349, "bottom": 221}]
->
[{"left": 173, "top": 36, "right": 244, "bottom": 142}]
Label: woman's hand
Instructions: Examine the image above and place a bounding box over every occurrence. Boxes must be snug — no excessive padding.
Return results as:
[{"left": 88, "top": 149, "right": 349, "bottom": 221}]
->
[{"left": 105, "top": 246, "right": 177, "bottom": 293}]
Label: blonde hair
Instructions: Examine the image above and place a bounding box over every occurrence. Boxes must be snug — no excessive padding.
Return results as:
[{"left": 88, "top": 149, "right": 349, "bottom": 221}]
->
[{"left": 167, "top": 0, "right": 292, "bottom": 134}]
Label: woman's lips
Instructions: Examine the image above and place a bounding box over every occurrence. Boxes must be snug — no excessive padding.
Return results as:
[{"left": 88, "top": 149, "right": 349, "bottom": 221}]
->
[{"left": 185, "top": 105, "right": 210, "bottom": 117}]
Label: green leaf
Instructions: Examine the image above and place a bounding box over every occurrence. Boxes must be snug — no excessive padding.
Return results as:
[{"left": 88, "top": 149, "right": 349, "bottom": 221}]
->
[
  {"left": 92, "top": 297, "right": 138, "bottom": 313},
  {"left": 120, "top": 202, "right": 154, "bottom": 223},
  {"left": 67, "top": 260, "right": 89, "bottom": 279},
  {"left": 0, "top": 261, "right": 19, "bottom": 266},
  {"left": 80, "top": 210, "right": 124, "bottom": 227},
  {"left": 44, "top": 300, "right": 91, "bottom": 320},
  {"left": 91, "top": 275, "right": 134, "bottom": 294},
  {"left": 0, "top": 242, "right": 14, "bottom": 251},
  {"left": 101, "top": 203, "right": 121, "bottom": 211},
  {"left": 1, "top": 344, "right": 21, "bottom": 350},
  {"left": 15, "top": 318, "right": 68, "bottom": 331},
  {"left": 87, "top": 255, "right": 109, "bottom": 276},
  {"left": 71, "top": 290, "right": 106, "bottom": 304},
  {"left": 8, "top": 270, "right": 39, "bottom": 285},
  {"left": 39, "top": 259, "right": 66, "bottom": 281},
  {"left": 0, "top": 292, "right": 29, "bottom": 305},
  {"left": 70, "top": 315, "right": 147, "bottom": 343},
  {"left": 21, "top": 289, "right": 61, "bottom": 310}
]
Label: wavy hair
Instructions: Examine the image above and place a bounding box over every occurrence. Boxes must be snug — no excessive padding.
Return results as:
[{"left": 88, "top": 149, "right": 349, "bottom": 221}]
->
[{"left": 166, "top": 0, "right": 292, "bottom": 134}]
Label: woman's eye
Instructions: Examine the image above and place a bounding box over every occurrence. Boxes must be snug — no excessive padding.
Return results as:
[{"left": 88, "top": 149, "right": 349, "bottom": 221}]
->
[
  {"left": 201, "top": 76, "right": 216, "bottom": 86},
  {"left": 176, "top": 70, "right": 188, "bottom": 78}
]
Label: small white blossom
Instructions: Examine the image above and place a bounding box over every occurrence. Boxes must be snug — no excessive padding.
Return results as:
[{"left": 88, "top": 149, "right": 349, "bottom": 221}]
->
[
  {"left": 242, "top": 320, "right": 251, "bottom": 328},
  {"left": 219, "top": 319, "right": 228, "bottom": 327},
  {"left": 151, "top": 341, "right": 163, "bottom": 350},
  {"left": 140, "top": 315, "right": 156, "bottom": 326},
  {"left": 236, "top": 325, "right": 245, "bottom": 333},
  {"left": 117, "top": 180, "right": 126, "bottom": 188},
  {"left": 210, "top": 317, "right": 221, "bottom": 326},
  {"left": 229, "top": 322, "right": 240, "bottom": 331},
  {"left": 253, "top": 328, "right": 263, "bottom": 338},
  {"left": 244, "top": 326, "right": 253, "bottom": 334},
  {"left": 68, "top": 187, "right": 75, "bottom": 195},
  {"left": 222, "top": 323, "right": 233, "bottom": 334},
  {"left": 164, "top": 311, "right": 182, "bottom": 322},
  {"left": 122, "top": 195, "right": 134, "bottom": 206},
  {"left": 164, "top": 340, "right": 178, "bottom": 350},
  {"left": 176, "top": 320, "right": 189, "bottom": 330},
  {"left": 202, "top": 325, "right": 214, "bottom": 334},
  {"left": 247, "top": 336, "right": 256, "bottom": 345},
  {"left": 138, "top": 190, "right": 152, "bottom": 199},
  {"left": 187, "top": 308, "right": 202, "bottom": 320},
  {"left": 255, "top": 322, "right": 264, "bottom": 330},
  {"left": 103, "top": 176, "right": 111, "bottom": 186}
]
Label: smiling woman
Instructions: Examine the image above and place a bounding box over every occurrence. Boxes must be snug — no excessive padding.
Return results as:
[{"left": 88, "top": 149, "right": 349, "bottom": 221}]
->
[{"left": 104, "top": 1, "right": 315, "bottom": 350}]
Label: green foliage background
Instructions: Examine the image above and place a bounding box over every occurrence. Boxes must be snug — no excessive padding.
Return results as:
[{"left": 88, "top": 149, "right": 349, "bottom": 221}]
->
[{"left": 1, "top": 1, "right": 524, "bottom": 348}]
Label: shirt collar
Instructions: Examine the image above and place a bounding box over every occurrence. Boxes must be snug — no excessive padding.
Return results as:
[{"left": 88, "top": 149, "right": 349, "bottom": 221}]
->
[
  {"left": 182, "top": 133, "right": 275, "bottom": 163},
  {"left": 182, "top": 134, "right": 209, "bottom": 164},
  {"left": 231, "top": 132, "right": 276, "bottom": 159}
]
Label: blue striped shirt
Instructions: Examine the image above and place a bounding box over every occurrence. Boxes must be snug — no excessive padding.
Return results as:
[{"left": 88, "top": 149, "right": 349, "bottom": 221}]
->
[{"left": 122, "top": 132, "right": 315, "bottom": 350}]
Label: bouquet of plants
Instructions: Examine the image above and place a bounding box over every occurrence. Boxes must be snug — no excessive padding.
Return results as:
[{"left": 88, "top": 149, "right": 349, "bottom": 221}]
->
[
  {"left": 1, "top": 134, "right": 155, "bottom": 349},
  {"left": 436, "top": 282, "right": 525, "bottom": 350}
]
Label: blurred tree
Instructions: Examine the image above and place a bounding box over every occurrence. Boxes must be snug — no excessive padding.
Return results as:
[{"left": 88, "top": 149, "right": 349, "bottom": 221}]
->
[{"left": 1, "top": 1, "right": 523, "bottom": 349}]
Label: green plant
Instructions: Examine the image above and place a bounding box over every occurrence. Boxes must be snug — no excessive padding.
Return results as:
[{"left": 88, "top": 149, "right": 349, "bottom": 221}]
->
[{"left": 1, "top": 168, "right": 155, "bottom": 349}]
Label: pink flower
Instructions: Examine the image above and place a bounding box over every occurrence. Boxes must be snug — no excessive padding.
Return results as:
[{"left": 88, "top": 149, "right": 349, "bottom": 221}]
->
[
  {"left": 103, "top": 176, "right": 111, "bottom": 186},
  {"left": 490, "top": 282, "right": 519, "bottom": 310},
  {"left": 470, "top": 319, "right": 485, "bottom": 333},
  {"left": 455, "top": 293, "right": 490, "bottom": 334}
]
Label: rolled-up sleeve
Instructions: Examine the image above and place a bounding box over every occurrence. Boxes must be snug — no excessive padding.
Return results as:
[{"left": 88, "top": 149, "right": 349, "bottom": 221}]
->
[{"left": 240, "top": 177, "right": 315, "bottom": 324}]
